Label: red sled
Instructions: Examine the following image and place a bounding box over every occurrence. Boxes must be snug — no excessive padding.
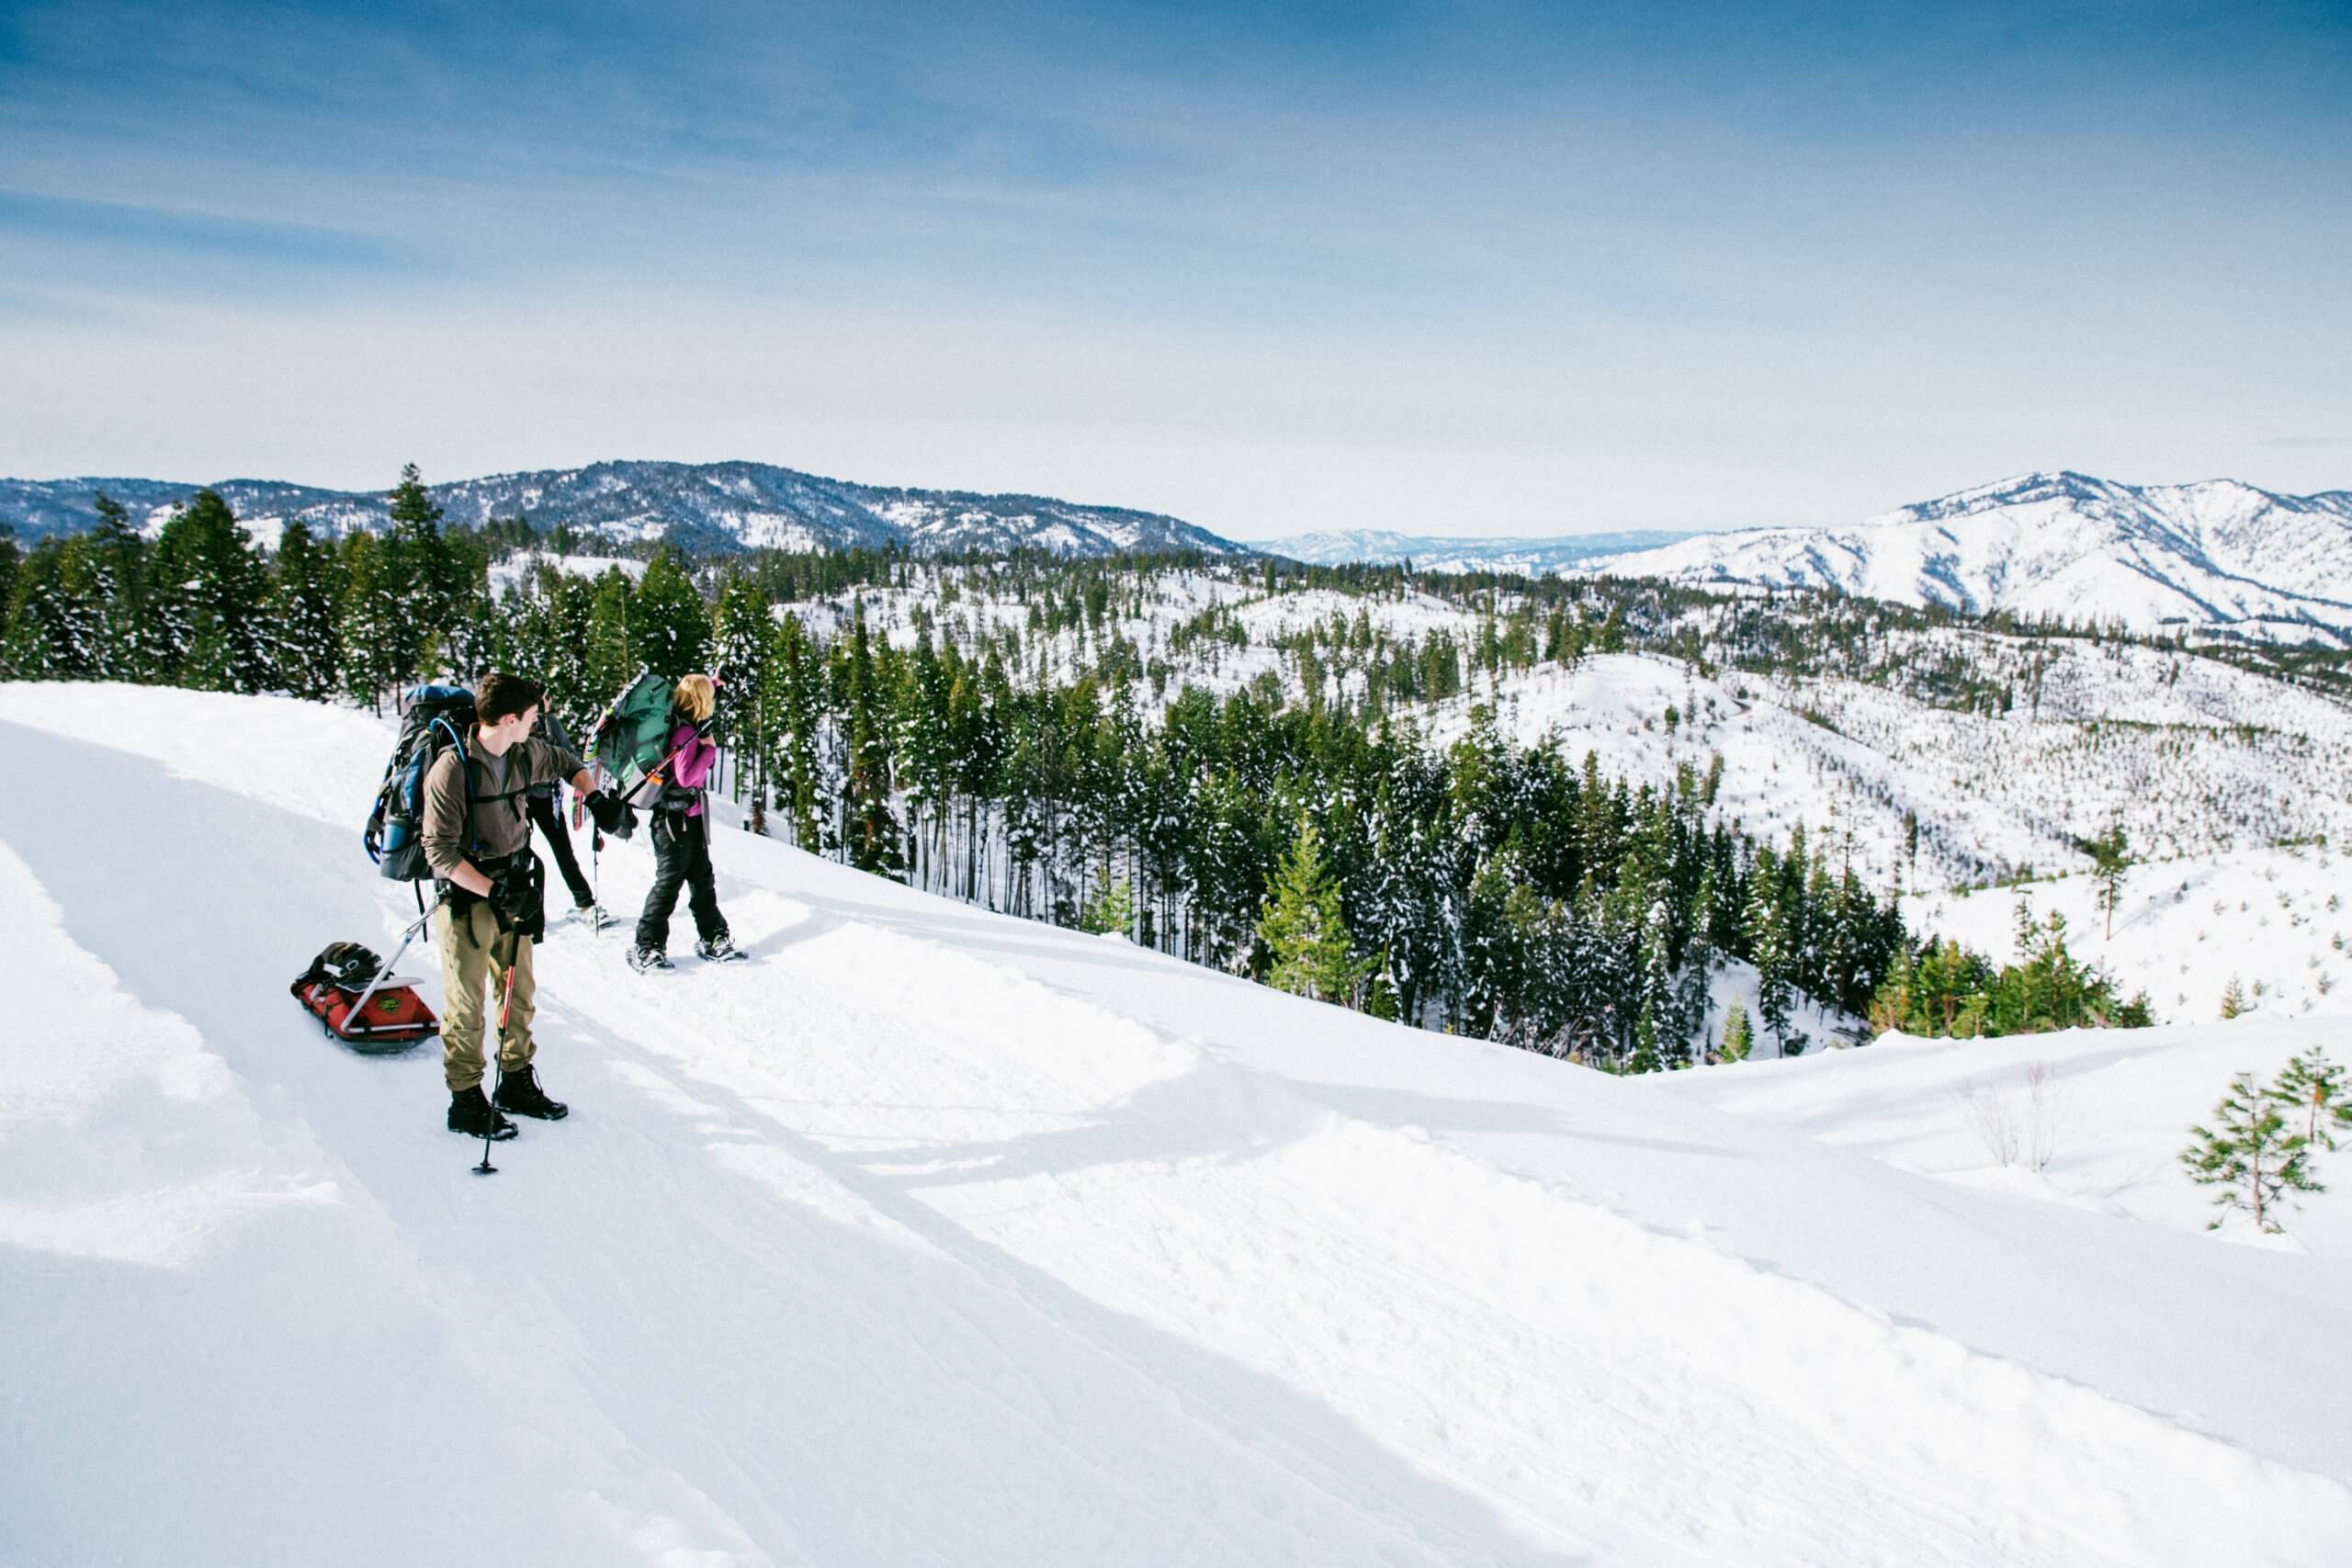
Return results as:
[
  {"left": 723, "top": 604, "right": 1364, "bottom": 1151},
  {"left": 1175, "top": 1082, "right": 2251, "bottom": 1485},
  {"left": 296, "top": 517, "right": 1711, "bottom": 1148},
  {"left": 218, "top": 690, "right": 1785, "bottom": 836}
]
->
[{"left": 292, "top": 940, "right": 439, "bottom": 1055}]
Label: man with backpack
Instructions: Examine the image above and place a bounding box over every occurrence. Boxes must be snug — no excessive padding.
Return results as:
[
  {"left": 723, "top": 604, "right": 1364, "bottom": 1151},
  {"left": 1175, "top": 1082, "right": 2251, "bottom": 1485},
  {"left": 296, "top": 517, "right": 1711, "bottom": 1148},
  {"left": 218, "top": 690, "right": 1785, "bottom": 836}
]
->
[{"left": 424, "top": 672, "right": 626, "bottom": 1140}]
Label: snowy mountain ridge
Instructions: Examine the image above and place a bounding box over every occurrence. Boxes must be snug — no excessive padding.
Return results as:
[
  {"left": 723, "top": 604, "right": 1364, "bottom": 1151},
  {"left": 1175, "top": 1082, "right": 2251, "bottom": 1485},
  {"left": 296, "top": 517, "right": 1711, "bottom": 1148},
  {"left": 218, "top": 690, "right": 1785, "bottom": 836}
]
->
[
  {"left": 1589, "top": 470, "right": 2352, "bottom": 644},
  {"left": 0, "top": 459, "right": 1245, "bottom": 559}
]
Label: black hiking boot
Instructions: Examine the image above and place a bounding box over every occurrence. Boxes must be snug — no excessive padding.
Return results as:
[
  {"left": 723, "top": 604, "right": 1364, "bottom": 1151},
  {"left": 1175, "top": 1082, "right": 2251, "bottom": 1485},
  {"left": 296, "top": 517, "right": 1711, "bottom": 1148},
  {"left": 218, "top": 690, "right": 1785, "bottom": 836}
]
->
[
  {"left": 626, "top": 944, "right": 673, "bottom": 973},
  {"left": 695, "top": 933, "right": 746, "bottom": 963},
  {"left": 448, "top": 1086, "right": 519, "bottom": 1141},
  {"left": 493, "top": 1064, "right": 570, "bottom": 1121}
]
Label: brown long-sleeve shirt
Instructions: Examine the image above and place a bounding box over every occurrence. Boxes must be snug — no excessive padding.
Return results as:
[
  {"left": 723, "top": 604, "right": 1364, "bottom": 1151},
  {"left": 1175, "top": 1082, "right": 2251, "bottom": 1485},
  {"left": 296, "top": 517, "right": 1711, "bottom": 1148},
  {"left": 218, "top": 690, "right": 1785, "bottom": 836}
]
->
[{"left": 422, "top": 731, "right": 586, "bottom": 878}]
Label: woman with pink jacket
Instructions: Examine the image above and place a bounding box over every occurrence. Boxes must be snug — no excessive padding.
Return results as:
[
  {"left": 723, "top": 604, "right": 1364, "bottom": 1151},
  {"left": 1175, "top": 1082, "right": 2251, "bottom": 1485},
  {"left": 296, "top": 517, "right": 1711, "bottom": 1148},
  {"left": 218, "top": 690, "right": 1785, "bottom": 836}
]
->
[{"left": 626, "top": 673, "right": 745, "bottom": 971}]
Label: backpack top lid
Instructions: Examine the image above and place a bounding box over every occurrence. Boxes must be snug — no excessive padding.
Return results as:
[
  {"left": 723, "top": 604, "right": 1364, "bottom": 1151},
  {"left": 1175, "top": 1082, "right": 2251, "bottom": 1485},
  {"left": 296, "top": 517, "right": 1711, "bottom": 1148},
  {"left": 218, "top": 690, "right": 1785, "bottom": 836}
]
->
[{"left": 401, "top": 683, "right": 476, "bottom": 731}]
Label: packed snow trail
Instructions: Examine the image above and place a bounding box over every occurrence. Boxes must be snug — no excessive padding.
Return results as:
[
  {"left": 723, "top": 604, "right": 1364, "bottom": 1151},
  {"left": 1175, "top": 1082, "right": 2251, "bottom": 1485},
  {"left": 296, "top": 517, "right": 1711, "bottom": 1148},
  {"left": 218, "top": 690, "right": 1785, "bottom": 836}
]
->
[{"left": 3, "top": 687, "right": 2349, "bottom": 1567}]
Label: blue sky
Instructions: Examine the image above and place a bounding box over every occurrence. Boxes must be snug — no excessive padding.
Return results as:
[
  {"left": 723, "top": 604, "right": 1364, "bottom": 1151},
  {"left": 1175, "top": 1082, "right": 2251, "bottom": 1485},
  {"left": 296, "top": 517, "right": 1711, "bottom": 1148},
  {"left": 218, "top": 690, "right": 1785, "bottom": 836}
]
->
[{"left": 4, "top": 1, "right": 2347, "bottom": 537}]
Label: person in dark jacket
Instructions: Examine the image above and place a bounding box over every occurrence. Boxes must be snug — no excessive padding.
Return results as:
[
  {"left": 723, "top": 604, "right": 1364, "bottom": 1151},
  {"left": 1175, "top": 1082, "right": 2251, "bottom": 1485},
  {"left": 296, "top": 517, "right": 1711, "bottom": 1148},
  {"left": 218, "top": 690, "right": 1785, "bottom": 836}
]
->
[
  {"left": 526, "top": 708, "right": 605, "bottom": 927},
  {"left": 626, "top": 672, "right": 742, "bottom": 971}
]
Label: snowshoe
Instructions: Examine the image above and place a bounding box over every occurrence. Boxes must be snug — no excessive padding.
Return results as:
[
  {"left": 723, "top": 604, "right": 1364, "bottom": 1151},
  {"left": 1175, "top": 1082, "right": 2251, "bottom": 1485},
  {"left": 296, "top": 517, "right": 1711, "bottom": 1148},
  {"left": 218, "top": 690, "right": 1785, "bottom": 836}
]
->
[
  {"left": 493, "top": 1064, "right": 570, "bottom": 1121},
  {"left": 626, "top": 944, "right": 674, "bottom": 973},
  {"left": 574, "top": 901, "right": 610, "bottom": 932},
  {"left": 695, "top": 934, "right": 747, "bottom": 964},
  {"left": 448, "top": 1087, "right": 519, "bottom": 1141}
]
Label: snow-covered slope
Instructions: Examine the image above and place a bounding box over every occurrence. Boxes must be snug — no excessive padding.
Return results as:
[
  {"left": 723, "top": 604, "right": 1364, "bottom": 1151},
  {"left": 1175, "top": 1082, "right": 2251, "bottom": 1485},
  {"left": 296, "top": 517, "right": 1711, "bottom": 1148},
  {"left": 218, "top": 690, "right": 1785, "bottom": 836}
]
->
[
  {"left": 1658, "top": 1015, "right": 2352, "bottom": 1254},
  {"left": 1592, "top": 471, "right": 2352, "bottom": 644},
  {"left": 1430, "top": 645, "right": 2352, "bottom": 893},
  {"left": 5, "top": 682, "right": 2350, "bottom": 1567},
  {"left": 1906, "top": 844, "right": 2352, "bottom": 1023},
  {"left": 0, "top": 461, "right": 1246, "bottom": 558}
]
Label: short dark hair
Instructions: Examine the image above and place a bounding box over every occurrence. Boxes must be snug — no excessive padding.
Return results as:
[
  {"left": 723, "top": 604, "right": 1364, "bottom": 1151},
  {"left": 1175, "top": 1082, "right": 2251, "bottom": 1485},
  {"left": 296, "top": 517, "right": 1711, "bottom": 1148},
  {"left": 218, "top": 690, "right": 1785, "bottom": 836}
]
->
[{"left": 476, "top": 672, "right": 545, "bottom": 725}]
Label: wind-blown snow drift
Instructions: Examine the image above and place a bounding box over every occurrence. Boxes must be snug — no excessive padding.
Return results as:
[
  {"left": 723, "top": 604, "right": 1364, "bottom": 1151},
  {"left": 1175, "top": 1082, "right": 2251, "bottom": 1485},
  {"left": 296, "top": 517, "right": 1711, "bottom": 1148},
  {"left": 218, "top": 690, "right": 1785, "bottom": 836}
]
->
[{"left": 3, "top": 683, "right": 2347, "bottom": 1567}]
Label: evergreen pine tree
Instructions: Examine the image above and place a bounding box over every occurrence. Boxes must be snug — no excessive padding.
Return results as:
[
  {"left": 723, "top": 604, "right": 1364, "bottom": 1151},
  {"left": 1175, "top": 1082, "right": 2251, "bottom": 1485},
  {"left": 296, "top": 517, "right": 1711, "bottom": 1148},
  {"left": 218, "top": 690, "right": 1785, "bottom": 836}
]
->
[
  {"left": 381, "top": 463, "right": 454, "bottom": 684},
  {"left": 1745, "top": 869, "right": 1793, "bottom": 1053},
  {"left": 2221, "top": 975, "right": 2250, "bottom": 1020},
  {"left": 2269, "top": 1047, "right": 2347, "bottom": 1154},
  {"left": 437, "top": 528, "right": 496, "bottom": 680},
  {"left": 152, "top": 490, "right": 270, "bottom": 691},
  {"left": 2180, "top": 1072, "right": 2324, "bottom": 1234},
  {"left": 1259, "top": 814, "right": 1366, "bottom": 1005},
  {"left": 630, "top": 549, "right": 711, "bottom": 679},
  {"left": 1080, "top": 863, "right": 1137, "bottom": 939},
  {"left": 766, "top": 611, "right": 826, "bottom": 852},
  {"left": 268, "top": 521, "right": 343, "bottom": 699},
  {"left": 1, "top": 537, "right": 91, "bottom": 679},
  {"left": 842, "top": 605, "right": 902, "bottom": 875},
  {"left": 1719, "top": 1000, "right": 1753, "bottom": 1063},
  {"left": 584, "top": 569, "right": 634, "bottom": 708},
  {"left": 85, "top": 491, "right": 150, "bottom": 680},
  {"left": 712, "top": 575, "right": 775, "bottom": 815},
  {"left": 2088, "top": 819, "right": 2131, "bottom": 940},
  {"left": 337, "top": 530, "right": 404, "bottom": 711},
  {"left": 538, "top": 572, "right": 598, "bottom": 732}
]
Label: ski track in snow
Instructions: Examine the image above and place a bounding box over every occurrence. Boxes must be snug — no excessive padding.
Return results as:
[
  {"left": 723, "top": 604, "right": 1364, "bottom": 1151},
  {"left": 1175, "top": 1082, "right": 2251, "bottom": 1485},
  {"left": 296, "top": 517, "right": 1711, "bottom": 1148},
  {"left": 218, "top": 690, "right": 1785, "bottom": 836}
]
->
[{"left": 4, "top": 684, "right": 2350, "bottom": 1566}]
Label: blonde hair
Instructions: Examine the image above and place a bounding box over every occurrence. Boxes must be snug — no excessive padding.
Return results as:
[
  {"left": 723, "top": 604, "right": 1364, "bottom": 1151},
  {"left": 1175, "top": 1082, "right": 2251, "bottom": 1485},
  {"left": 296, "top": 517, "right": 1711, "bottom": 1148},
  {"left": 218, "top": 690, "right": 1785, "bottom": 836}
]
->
[{"left": 673, "top": 672, "right": 716, "bottom": 723}]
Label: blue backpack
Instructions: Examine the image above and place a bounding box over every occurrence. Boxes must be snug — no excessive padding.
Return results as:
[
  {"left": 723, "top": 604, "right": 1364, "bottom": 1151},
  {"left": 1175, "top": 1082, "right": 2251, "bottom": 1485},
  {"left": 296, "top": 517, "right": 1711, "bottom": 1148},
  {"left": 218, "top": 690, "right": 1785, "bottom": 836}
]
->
[{"left": 363, "top": 684, "right": 477, "bottom": 882}]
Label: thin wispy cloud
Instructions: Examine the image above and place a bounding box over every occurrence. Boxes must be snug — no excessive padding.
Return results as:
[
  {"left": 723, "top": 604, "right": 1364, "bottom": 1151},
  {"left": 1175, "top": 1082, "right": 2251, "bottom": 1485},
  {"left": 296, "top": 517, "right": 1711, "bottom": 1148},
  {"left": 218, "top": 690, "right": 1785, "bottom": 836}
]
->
[{"left": 4, "top": 1, "right": 2348, "bottom": 533}]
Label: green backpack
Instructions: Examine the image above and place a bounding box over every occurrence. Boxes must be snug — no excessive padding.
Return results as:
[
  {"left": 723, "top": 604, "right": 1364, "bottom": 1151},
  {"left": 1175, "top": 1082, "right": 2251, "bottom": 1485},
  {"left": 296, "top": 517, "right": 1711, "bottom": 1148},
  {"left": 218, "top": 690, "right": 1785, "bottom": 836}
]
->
[{"left": 588, "top": 671, "right": 680, "bottom": 832}]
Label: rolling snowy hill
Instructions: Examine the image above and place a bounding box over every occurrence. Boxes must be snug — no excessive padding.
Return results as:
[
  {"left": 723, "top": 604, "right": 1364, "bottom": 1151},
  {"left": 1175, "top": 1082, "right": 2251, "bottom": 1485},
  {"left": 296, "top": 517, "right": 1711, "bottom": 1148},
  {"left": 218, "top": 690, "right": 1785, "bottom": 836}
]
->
[
  {"left": 1590, "top": 471, "right": 2352, "bottom": 644},
  {"left": 4, "top": 682, "right": 2349, "bottom": 1567},
  {"left": 0, "top": 460, "right": 1245, "bottom": 558}
]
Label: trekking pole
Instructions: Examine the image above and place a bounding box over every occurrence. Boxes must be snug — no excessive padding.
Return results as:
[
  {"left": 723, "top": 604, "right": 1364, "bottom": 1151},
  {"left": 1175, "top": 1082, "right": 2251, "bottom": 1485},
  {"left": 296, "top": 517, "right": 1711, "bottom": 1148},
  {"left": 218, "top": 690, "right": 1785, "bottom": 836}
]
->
[{"left": 475, "top": 961, "right": 518, "bottom": 1179}]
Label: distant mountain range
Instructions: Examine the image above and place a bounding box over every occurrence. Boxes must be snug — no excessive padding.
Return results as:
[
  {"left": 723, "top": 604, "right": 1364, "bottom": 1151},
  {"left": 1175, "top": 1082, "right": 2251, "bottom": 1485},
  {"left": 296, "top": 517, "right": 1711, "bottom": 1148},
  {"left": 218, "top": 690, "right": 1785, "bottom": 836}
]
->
[
  {"left": 0, "top": 460, "right": 1242, "bottom": 559},
  {"left": 1254, "top": 527, "right": 1697, "bottom": 573},
  {"left": 9, "top": 460, "right": 2347, "bottom": 642},
  {"left": 1589, "top": 471, "right": 2352, "bottom": 644}
]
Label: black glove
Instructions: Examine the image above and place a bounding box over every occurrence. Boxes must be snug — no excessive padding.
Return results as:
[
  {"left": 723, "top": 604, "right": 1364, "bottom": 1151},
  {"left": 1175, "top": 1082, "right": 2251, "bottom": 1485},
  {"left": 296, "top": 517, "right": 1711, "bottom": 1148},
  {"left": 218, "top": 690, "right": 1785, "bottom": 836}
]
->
[
  {"left": 585, "top": 789, "right": 627, "bottom": 833},
  {"left": 489, "top": 863, "right": 537, "bottom": 926}
]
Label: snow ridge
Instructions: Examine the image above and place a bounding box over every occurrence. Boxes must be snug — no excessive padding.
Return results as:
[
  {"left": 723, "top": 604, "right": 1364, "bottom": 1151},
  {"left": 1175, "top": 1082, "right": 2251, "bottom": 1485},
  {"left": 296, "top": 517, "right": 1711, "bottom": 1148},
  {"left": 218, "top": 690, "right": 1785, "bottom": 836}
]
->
[
  {"left": 1590, "top": 471, "right": 2352, "bottom": 644},
  {"left": 0, "top": 460, "right": 1246, "bottom": 559}
]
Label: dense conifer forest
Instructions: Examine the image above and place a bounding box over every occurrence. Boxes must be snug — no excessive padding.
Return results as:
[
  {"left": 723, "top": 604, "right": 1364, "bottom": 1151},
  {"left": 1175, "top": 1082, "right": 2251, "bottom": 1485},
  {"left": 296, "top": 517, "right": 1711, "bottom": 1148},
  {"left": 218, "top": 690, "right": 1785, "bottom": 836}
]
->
[{"left": 1, "top": 475, "right": 2166, "bottom": 1065}]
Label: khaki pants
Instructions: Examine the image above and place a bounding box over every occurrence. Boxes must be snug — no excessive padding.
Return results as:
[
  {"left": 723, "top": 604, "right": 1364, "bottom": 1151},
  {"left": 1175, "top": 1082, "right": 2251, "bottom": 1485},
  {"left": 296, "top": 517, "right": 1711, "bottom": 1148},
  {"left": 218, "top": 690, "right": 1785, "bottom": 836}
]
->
[{"left": 438, "top": 899, "right": 537, "bottom": 1092}]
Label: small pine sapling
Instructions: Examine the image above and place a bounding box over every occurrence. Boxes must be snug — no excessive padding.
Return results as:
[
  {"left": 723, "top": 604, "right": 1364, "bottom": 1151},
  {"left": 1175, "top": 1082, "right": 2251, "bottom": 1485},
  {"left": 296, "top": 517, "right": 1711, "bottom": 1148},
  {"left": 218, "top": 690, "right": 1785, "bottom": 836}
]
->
[
  {"left": 2180, "top": 1072, "right": 2324, "bottom": 1234},
  {"left": 2269, "top": 1047, "right": 2347, "bottom": 1153},
  {"left": 2220, "top": 976, "right": 2249, "bottom": 1020},
  {"left": 1718, "top": 1001, "right": 1752, "bottom": 1064}
]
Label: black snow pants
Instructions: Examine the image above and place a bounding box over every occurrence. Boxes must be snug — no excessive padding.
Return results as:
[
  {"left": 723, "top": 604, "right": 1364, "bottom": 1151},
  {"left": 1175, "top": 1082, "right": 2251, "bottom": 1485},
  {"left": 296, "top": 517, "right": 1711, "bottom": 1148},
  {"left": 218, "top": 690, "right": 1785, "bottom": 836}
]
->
[
  {"left": 635, "top": 808, "right": 729, "bottom": 954},
  {"left": 526, "top": 792, "right": 597, "bottom": 909}
]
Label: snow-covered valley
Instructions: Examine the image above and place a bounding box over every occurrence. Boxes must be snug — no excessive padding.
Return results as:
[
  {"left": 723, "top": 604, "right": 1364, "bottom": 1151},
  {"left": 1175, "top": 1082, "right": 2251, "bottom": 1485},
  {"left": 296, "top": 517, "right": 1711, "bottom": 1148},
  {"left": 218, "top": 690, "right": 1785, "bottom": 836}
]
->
[{"left": 4, "top": 682, "right": 2349, "bottom": 1566}]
